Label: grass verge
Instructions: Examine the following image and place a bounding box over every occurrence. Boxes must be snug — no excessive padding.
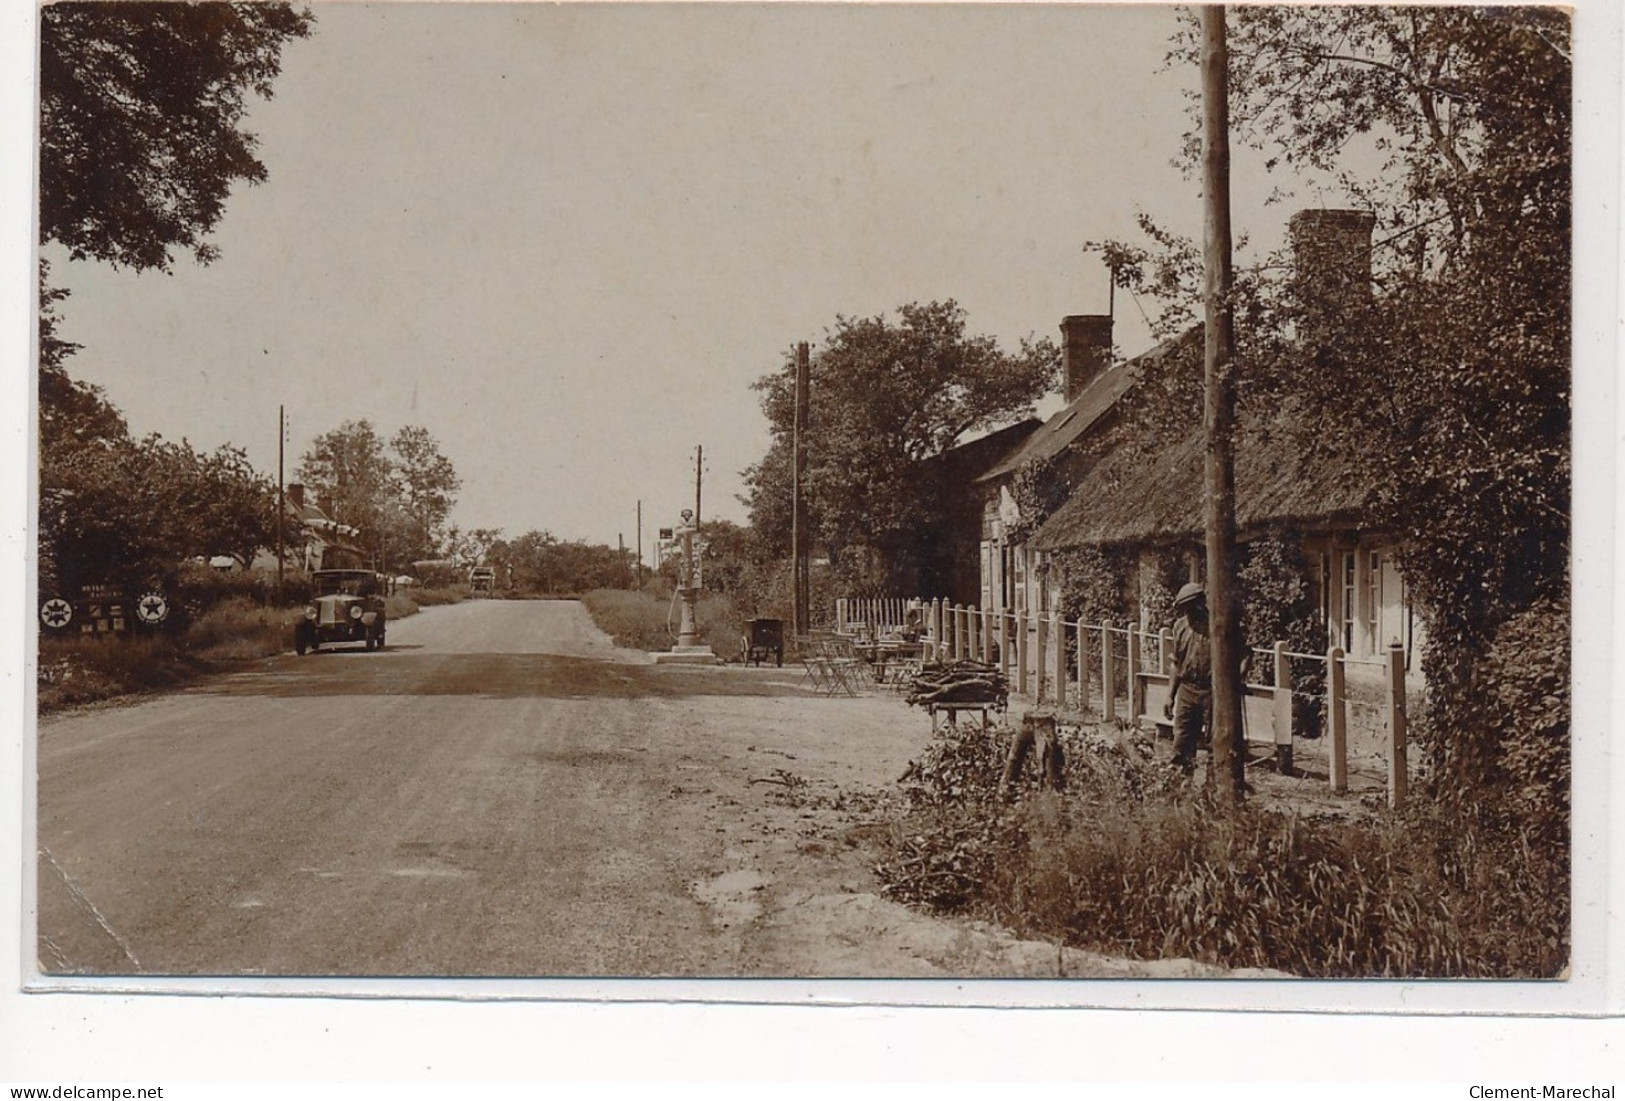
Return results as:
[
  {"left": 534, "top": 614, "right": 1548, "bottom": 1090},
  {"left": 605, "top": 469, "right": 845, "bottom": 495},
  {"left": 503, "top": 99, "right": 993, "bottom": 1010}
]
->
[
  {"left": 873, "top": 721, "right": 1568, "bottom": 978},
  {"left": 580, "top": 588, "right": 748, "bottom": 657},
  {"left": 38, "top": 585, "right": 470, "bottom": 714}
]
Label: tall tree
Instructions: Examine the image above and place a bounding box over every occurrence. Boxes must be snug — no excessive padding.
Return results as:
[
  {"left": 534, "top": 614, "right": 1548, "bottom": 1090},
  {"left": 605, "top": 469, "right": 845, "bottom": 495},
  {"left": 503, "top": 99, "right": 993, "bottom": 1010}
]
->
[
  {"left": 296, "top": 422, "right": 464, "bottom": 570},
  {"left": 36, "top": 2, "right": 312, "bottom": 594},
  {"left": 744, "top": 300, "right": 1059, "bottom": 590},
  {"left": 295, "top": 419, "right": 392, "bottom": 544},
  {"left": 39, "top": 1, "right": 314, "bottom": 272},
  {"left": 388, "top": 425, "right": 462, "bottom": 562}
]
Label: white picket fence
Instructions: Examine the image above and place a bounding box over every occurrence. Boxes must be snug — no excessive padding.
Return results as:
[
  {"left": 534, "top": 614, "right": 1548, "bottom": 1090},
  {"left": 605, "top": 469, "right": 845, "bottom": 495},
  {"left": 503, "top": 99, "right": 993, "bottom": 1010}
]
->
[{"left": 835, "top": 595, "right": 1411, "bottom": 807}]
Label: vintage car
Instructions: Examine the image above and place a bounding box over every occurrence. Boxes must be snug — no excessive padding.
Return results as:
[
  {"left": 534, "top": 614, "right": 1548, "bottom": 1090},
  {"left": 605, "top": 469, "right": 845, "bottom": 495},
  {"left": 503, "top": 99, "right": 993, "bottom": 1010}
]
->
[{"left": 294, "top": 569, "right": 390, "bottom": 654}]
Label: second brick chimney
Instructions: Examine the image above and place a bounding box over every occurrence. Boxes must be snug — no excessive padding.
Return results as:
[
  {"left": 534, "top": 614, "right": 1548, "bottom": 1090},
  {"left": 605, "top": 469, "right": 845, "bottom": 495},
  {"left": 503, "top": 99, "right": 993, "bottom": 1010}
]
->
[
  {"left": 1289, "top": 208, "right": 1377, "bottom": 322},
  {"left": 1059, "top": 314, "right": 1113, "bottom": 403}
]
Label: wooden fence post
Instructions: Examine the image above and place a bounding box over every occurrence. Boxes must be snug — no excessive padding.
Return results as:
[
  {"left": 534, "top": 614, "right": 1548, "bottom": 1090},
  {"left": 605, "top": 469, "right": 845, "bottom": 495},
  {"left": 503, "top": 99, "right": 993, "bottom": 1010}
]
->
[
  {"left": 1327, "top": 646, "right": 1348, "bottom": 793},
  {"left": 981, "top": 604, "right": 993, "bottom": 664},
  {"left": 1272, "top": 640, "right": 1293, "bottom": 776},
  {"left": 1127, "top": 623, "right": 1144, "bottom": 720},
  {"left": 1159, "top": 628, "right": 1172, "bottom": 675},
  {"left": 1052, "top": 610, "right": 1068, "bottom": 711},
  {"left": 1101, "top": 623, "right": 1116, "bottom": 723},
  {"left": 956, "top": 604, "right": 969, "bottom": 661},
  {"left": 1034, "top": 609, "right": 1049, "bottom": 704},
  {"left": 998, "top": 610, "right": 1011, "bottom": 682},
  {"left": 1076, "top": 620, "right": 1089, "bottom": 716},
  {"left": 1386, "top": 643, "right": 1407, "bottom": 808},
  {"left": 1016, "top": 609, "right": 1030, "bottom": 697}
]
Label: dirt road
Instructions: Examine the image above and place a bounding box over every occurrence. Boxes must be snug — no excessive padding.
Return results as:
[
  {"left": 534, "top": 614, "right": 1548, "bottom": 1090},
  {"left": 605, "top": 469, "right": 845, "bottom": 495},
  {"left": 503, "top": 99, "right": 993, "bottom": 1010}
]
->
[{"left": 37, "top": 599, "right": 1255, "bottom": 980}]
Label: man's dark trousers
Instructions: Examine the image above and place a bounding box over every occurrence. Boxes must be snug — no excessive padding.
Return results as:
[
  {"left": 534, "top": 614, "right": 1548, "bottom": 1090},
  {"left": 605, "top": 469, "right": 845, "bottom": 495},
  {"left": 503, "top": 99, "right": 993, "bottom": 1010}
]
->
[{"left": 1172, "top": 684, "right": 1211, "bottom": 773}]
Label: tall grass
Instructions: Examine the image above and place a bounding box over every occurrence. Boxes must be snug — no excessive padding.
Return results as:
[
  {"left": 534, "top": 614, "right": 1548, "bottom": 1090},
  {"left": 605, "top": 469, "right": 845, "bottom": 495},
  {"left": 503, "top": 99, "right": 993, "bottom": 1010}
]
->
[
  {"left": 875, "top": 722, "right": 1568, "bottom": 978},
  {"left": 38, "top": 584, "right": 470, "bottom": 713},
  {"left": 580, "top": 588, "right": 747, "bottom": 656}
]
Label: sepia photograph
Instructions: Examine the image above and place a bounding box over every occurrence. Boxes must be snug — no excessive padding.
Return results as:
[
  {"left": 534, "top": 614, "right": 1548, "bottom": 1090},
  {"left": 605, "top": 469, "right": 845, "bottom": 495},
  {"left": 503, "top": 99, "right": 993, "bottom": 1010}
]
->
[{"left": 21, "top": 0, "right": 1593, "bottom": 1009}]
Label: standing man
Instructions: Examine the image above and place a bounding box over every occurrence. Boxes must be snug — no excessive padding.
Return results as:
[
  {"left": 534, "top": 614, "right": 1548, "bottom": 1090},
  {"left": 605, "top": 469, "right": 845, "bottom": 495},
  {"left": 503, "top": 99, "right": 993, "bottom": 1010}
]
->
[{"left": 1163, "top": 582, "right": 1212, "bottom": 775}]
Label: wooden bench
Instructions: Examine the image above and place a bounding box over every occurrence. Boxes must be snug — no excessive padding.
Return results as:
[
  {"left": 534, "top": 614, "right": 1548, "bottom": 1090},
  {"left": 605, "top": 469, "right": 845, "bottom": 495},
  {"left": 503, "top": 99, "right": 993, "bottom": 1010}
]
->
[{"left": 1137, "top": 673, "right": 1284, "bottom": 765}]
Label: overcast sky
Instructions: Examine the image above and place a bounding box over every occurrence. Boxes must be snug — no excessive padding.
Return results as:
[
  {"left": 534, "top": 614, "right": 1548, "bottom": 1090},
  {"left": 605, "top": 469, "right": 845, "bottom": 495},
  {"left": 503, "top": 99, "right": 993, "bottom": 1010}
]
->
[{"left": 48, "top": 2, "right": 1356, "bottom": 550}]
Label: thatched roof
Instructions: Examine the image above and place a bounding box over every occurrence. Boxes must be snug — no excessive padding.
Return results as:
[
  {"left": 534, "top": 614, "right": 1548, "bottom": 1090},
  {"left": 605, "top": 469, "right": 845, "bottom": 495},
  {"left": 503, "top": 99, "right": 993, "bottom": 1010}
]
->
[
  {"left": 1029, "top": 401, "right": 1374, "bottom": 551},
  {"left": 976, "top": 328, "right": 1203, "bottom": 484}
]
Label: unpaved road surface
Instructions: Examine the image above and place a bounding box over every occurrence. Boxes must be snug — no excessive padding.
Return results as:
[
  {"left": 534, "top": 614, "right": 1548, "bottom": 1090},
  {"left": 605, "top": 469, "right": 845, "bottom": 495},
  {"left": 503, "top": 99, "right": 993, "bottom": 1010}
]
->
[{"left": 37, "top": 599, "right": 1257, "bottom": 979}]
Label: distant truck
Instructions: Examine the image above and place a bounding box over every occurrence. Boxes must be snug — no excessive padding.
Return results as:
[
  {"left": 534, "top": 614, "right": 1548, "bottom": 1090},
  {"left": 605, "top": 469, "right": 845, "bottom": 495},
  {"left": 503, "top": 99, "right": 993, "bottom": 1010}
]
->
[{"left": 469, "top": 565, "right": 497, "bottom": 593}]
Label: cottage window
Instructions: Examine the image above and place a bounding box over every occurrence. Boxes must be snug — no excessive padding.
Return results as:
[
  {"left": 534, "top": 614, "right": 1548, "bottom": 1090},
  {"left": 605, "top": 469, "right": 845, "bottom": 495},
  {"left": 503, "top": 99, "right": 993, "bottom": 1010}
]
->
[
  {"left": 1368, "top": 550, "right": 1382, "bottom": 649},
  {"left": 1342, "top": 552, "right": 1357, "bottom": 652}
]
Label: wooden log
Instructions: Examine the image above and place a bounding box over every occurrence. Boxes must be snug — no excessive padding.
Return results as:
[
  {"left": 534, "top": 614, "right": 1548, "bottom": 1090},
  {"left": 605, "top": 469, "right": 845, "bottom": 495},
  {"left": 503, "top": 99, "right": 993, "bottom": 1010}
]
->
[{"left": 999, "top": 712, "right": 1065, "bottom": 795}]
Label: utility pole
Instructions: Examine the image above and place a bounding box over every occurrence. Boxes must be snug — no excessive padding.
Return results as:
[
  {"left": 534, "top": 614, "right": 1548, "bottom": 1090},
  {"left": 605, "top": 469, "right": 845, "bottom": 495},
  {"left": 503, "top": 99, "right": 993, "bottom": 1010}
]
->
[
  {"left": 791, "top": 341, "right": 811, "bottom": 637},
  {"left": 636, "top": 500, "right": 643, "bottom": 588},
  {"left": 694, "top": 445, "right": 703, "bottom": 532},
  {"left": 1201, "top": 3, "right": 1246, "bottom": 802},
  {"left": 277, "top": 405, "right": 285, "bottom": 604}
]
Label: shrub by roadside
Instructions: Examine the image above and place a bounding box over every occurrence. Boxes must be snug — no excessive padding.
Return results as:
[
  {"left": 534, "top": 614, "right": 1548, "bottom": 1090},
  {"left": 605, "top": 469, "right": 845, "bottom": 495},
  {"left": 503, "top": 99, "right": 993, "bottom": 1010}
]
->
[
  {"left": 38, "top": 583, "right": 470, "bottom": 714},
  {"left": 873, "top": 720, "right": 1568, "bottom": 978}
]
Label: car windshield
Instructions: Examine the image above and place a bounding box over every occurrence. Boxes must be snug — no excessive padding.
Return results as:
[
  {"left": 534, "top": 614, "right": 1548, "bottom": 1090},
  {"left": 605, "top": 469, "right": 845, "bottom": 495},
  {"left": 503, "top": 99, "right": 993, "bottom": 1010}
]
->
[{"left": 313, "top": 571, "right": 378, "bottom": 597}]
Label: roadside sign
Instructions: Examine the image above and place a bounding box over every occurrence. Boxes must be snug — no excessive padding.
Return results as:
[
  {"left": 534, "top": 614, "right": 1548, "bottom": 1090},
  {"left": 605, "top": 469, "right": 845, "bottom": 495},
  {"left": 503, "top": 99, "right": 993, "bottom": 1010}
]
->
[
  {"left": 40, "top": 598, "right": 72, "bottom": 630},
  {"left": 135, "top": 592, "right": 170, "bottom": 625}
]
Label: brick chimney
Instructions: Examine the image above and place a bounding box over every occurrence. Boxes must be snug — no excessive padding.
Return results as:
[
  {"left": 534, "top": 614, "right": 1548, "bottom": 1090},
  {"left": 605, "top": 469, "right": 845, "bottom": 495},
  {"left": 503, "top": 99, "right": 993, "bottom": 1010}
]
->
[
  {"left": 1059, "top": 314, "right": 1113, "bottom": 403},
  {"left": 286, "top": 483, "right": 305, "bottom": 509},
  {"left": 1289, "top": 208, "right": 1376, "bottom": 323}
]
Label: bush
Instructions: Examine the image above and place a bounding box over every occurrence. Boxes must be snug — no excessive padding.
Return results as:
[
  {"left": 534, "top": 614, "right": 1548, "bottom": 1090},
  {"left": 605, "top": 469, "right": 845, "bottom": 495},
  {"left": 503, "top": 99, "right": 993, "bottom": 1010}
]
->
[
  {"left": 874, "top": 717, "right": 1568, "bottom": 977},
  {"left": 409, "top": 584, "right": 470, "bottom": 607},
  {"left": 1482, "top": 594, "right": 1570, "bottom": 845}
]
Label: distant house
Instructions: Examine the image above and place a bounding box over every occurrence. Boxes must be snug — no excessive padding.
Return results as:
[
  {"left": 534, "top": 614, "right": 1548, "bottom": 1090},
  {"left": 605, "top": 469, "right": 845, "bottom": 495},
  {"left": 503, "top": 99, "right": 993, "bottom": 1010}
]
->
[
  {"left": 966, "top": 313, "right": 1198, "bottom": 625},
  {"left": 1024, "top": 209, "right": 1429, "bottom": 674},
  {"left": 912, "top": 417, "right": 1041, "bottom": 604},
  {"left": 251, "top": 483, "right": 366, "bottom": 573}
]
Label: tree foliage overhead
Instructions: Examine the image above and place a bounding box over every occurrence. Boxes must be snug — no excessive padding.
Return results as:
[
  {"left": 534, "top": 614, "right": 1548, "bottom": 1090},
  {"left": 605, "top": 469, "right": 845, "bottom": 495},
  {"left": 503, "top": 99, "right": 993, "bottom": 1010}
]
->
[
  {"left": 39, "top": 0, "right": 314, "bottom": 271},
  {"left": 744, "top": 300, "right": 1059, "bottom": 588},
  {"left": 36, "top": 3, "right": 313, "bottom": 597},
  {"left": 1101, "top": 6, "right": 1570, "bottom": 796}
]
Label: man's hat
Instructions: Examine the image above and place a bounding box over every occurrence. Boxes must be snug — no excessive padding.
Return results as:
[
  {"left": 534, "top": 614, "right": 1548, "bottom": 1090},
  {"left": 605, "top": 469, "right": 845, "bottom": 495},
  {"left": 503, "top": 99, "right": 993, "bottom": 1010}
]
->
[{"left": 1173, "top": 582, "right": 1206, "bottom": 609}]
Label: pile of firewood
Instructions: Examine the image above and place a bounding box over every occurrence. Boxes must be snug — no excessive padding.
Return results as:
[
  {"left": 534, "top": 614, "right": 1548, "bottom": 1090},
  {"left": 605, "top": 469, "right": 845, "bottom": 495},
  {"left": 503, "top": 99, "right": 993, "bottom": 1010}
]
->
[{"left": 905, "top": 659, "right": 1008, "bottom": 710}]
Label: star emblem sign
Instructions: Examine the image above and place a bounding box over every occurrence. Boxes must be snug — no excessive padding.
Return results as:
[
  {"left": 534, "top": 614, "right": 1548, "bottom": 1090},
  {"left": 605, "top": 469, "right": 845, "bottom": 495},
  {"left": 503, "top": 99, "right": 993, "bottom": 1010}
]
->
[{"left": 137, "top": 592, "right": 169, "bottom": 624}]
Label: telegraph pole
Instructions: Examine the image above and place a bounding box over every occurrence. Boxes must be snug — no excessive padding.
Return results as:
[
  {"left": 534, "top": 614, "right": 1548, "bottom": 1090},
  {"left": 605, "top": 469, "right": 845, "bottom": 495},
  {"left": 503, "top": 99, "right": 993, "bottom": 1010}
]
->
[
  {"left": 694, "top": 445, "right": 703, "bottom": 532},
  {"left": 277, "top": 405, "right": 285, "bottom": 603},
  {"left": 1201, "top": 4, "right": 1246, "bottom": 802},
  {"left": 791, "top": 341, "right": 811, "bottom": 637}
]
